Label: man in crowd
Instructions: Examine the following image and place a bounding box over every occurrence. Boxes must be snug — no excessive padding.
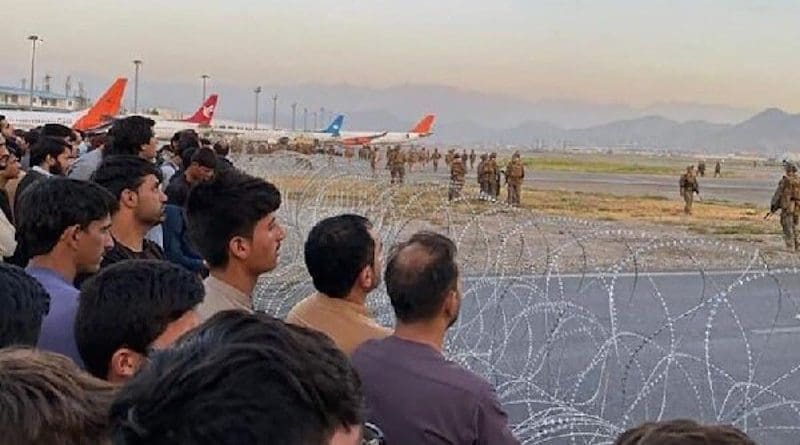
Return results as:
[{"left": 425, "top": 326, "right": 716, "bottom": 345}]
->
[
  {"left": 103, "top": 115, "right": 158, "bottom": 161},
  {"left": 287, "top": 214, "right": 390, "bottom": 355},
  {"left": 477, "top": 153, "right": 489, "bottom": 200},
  {"left": 213, "top": 141, "right": 234, "bottom": 171},
  {"left": 389, "top": 145, "right": 406, "bottom": 185},
  {"left": 0, "top": 263, "right": 50, "bottom": 348},
  {"left": 0, "top": 116, "right": 18, "bottom": 157},
  {"left": 0, "top": 137, "right": 20, "bottom": 259},
  {"left": 487, "top": 152, "right": 500, "bottom": 199},
  {"left": 0, "top": 348, "right": 117, "bottom": 445},
  {"left": 110, "top": 310, "right": 366, "bottom": 445},
  {"left": 431, "top": 147, "right": 441, "bottom": 172},
  {"left": 15, "top": 137, "right": 72, "bottom": 211},
  {"left": 158, "top": 144, "right": 181, "bottom": 185},
  {"left": 16, "top": 178, "right": 115, "bottom": 363},
  {"left": 91, "top": 156, "right": 166, "bottom": 266},
  {"left": 75, "top": 260, "right": 203, "bottom": 383},
  {"left": 186, "top": 170, "right": 284, "bottom": 320},
  {"left": 505, "top": 151, "right": 525, "bottom": 207},
  {"left": 352, "top": 231, "right": 519, "bottom": 444},
  {"left": 770, "top": 161, "right": 800, "bottom": 252},
  {"left": 614, "top": 419, "right": 756, "bottom": 445},
  {"left": 165, "top": 147, "right": 216, "bottom": 206},
  {"left": 679, "top": 165, "right": 699, "bottom": 215}
]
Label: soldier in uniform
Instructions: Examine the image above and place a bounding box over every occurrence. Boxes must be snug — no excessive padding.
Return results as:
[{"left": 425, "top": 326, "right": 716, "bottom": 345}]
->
[
  {"left": 448, "top": 153, "right": 466, "bottom": 201},
  {"left": 679, "top": 165, "right": 699, "bottom": 215},
  {"left": 714, "top": 161, "right": 722, "bottom": 178},
  {"left": 477, "top": 153, "right": 489, "bottom": 200},
  {"left": 390, "top": 146, "right": 406, "bottom": 184},
  {"left": 487, "top": 152, "right": 500, "bottom": 200},
  {"left": 431, "top": 148, "right": 442, "bottom": 172},
  {"left": 505, "top": 151, "right": 525, "bottom": 206},
  {"left": 469, "top": 149, "right": 476, "bottom": 171},
  {"left": 368, "top": 146, "right": 378, "bottom": 176},
  {"left": 770, "top": 162, "right": 800, "bottom": 251},
  {"left": 697, "top": 160, "right": 706, "bottom": 177},
  {"left": 445, "top": 149, "right": 454, "bottom": 167}
]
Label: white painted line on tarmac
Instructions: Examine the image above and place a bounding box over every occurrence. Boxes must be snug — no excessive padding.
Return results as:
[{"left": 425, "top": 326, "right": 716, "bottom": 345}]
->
[{"left": 752, "top": 326, "right": 800, "bottom": 335}]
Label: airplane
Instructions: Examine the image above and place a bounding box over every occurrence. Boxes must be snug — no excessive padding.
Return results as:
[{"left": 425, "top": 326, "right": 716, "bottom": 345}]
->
[
  {"left": 338, "top": 114, "right": 436, "bottom": 146},
  {"left": 223, "top": 114, "right": 345, "bottom": 144},
  {"left": 2, "top": 78, "right": 127, "bottom": 131},
  {"left": 149, "top": 94, "right": 219, "bottom": 139}
]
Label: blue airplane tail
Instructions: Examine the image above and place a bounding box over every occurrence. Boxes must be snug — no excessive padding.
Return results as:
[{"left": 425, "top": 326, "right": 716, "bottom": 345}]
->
[{"left": 323, "top": 115, "right": 344, "bottom": 136}]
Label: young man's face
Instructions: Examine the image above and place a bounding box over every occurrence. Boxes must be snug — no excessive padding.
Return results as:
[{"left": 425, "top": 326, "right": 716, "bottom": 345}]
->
[
  {"left": 75, "top": 216, "right": 114, "bottom": 273},
  {"left": 0, "top": 144, "right": 20, "bottom": 180},
  {"left": 245, "top": 212, "right": 285, "bottom": 274},
  {"left": 48, "top": 148, "right": 72, "bottom": 176},
  {"left": 133, "top": 174, "right": 167, "bottom": 227},
  {"left": 140, "top": 132, "right": 158, "bottom": 161},
  {"left": 150, "top": 310, "right": 201, "bottom": 349},
  {"left": 0, "top": 119, "right": 12, "bottom": 138}
]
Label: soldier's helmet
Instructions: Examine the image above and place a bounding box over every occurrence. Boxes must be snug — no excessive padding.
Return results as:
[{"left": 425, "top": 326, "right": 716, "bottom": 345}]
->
[
  {"left": 454, "top": 153, "right": 461, "bottom": 159},
  {"left": 512, "top": 151, "right": 520, "bottom": 159},
  {"left": 785, "top": 161, "right": 798, "bottom": 173},
  {"left": 480, "top": 153, "right": 488, "bottom": 159},
  {"left": 687, "top": 165, "right": 694, "bottom": 172},
  {"left": 490, "top": 152, "right": 497, "bottom": 158}
]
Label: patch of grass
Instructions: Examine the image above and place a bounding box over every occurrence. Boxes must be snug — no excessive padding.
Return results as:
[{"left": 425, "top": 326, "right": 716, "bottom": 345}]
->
[{"left": 523, "top": 157, "right": 678, "bottom": 176}]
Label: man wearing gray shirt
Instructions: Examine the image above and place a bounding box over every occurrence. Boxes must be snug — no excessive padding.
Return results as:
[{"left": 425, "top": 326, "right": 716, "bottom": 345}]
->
[{"left": 352, "top": 231, "right": 519, "bottom": 445}]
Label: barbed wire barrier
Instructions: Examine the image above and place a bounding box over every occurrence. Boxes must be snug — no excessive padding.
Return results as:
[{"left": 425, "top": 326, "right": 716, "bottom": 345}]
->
[{"left": 237, "top": 152, "right": 800, "bottom": 444}]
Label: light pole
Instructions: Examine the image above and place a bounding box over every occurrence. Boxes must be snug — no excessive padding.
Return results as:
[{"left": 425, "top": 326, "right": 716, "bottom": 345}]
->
[
  {"left": 320, "top": 107, "right": 325, "bottom": 127},
  {"left": 254, "top": 86, "right": 262, "bottom": 130},
  {"left": 271, "top": 94, "right": 278, "bottom": 130},
  {"left": 201, "top": 74, "right": 209, "bottom": 101},
  {"left": 291, "top": 103, "right": 297, "bottom": 130},
  {"left": 132, "top": 59, "right": 143, "bottom": 113},
  {"left": 312, "top": 111, "right": 318, "bottom": 130},
  {"left": 27, "top": 35, "right": 41, "bottom": 111},
  {"left": 303, "top": 107, "right": 308, "bottom": 131}
]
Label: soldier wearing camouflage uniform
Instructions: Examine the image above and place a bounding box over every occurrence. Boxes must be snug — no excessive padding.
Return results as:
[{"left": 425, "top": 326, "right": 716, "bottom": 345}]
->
[
  {"left": 390, "top": 146, "right": 406, "bottom": 184},
  {"left": 431, "top": 148, "right": 442, "bottom": 172},
  {"left": 505, "top": 152, "right": 525, "bottom": 206},
  {"left": 486, "top": 153, "right": 500, "bottom": 200},
  {"left": 679, "top": 165, "right": 699, "bottom": 215},
  {"left": 368, "top": 146, "right": 378, "bottom": 176},
  {"left": 449, "top": 153, "right": 466, "bottom": 201},
  {"left": 477, "top": 153, "right": 489, "bottom": 200},
  {"left": 771, "top": 162, "right": 800, "bottom": 251},
  {"left": 445, "top": 149, "right": 454, "bottom": 167},
  {"left": 469, "top": 149, "right": 476, "bottom": 171}
]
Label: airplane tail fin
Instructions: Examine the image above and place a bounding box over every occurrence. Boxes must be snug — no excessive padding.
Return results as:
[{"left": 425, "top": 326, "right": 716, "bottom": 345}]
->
[
  {"left": 410, "top": 114, "right": 436, "bottom": 134},
  {"left": 73, "top": 78, "right": 128, "bottom": 131},
  {"left": 183, "top": 94, "right": 218, "bottom": 125},
  {"left": 322, "top": 115, "right": 344, "bottom": 136}
]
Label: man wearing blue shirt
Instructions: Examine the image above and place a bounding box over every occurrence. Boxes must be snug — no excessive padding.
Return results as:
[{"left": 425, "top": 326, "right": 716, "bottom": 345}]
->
[{"left": 16, "top": 178, "right": 115, "bottom": 365}]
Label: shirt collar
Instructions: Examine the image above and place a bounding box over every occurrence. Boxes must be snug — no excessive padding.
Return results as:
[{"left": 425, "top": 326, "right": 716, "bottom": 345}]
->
[{"left": 31, "top": 165, "right": 53, "bottom": 177}]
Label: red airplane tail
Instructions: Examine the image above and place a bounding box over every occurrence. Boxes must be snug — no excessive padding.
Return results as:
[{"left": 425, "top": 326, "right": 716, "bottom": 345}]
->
[
  {"left": 410, "top": 114, "right": 435, "bottom": 134},
  {"left": 183, "top": 94, "right": 218, "bottom": 125},
  {"left": 73, "top": 78, "right": 127, "bottom": 131}
]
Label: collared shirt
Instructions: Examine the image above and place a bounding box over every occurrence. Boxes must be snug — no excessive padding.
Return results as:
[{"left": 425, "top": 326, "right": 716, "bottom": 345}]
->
[
  {"left": 286, "top": 293, "right": 390, "bottom": 356},
  {"left": 352, "top": 336, "right": 519, "bottom": 445},
  {"left": 31, "top": 165, "right": 53, "bottom": 177},
  {"left": 196, "top": 275, "right": 253, "bottom": 321},
  {"left": 26, "top": 266, "right": 84, "bottom": 366}
]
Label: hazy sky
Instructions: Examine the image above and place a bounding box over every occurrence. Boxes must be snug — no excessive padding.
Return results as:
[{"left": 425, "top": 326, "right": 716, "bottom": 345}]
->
[{"left": 3, "top": 0, "right": 800, "bottom": 109}]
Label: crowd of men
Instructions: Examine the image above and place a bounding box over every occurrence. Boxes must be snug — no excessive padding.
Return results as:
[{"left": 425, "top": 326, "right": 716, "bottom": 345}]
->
[{"left": 0, "top": 113, "right": 759, "bottom": 444}]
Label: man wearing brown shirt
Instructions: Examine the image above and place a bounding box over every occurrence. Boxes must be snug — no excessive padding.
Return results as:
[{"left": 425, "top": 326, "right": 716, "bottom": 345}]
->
[{"left": 286, "top": 214, "right": 389, "bottom": 355}]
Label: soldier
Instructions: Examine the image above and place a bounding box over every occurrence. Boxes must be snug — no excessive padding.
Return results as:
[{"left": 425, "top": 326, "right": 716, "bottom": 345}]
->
[
  {"left": 714, "top": 161, "right": 722, "bottom": 178},
  {"left": 486, "top": 153, "right": 500, "bottom": 200},
  {"left": 770, "top": 162, "right": 800, "bottom": 251},
  {"left": 477, "top": 153, "right": 489, "bottom": 200},
  {"left": 368, "top": 146, "right": 378, "bottom": 176},
  {"left": 697, "top": 160, "right": 706, "bottom": 177},
  {"left": 679, "top": 165, "right": 699, "bottom": 215},
  {"left": 390, "top": 146, "right": 406, "bottom": 184},
  {"left": 505, "top": 151, "right": 525, "bottom": 206},
  {"left": 448, "top": 153, "right": 466, "bottom": 201},
  {"left": 326, "top": 145, "right": 336, "bottom": 167},
  {"left": 469, "top": 149, "right": 476, "bottom": 171},
  {"left": 431, "top": 148, "right": 442, "bottom": 172},
  {"left": 445, "top": 149, "right": 454, "bottom": 167}
]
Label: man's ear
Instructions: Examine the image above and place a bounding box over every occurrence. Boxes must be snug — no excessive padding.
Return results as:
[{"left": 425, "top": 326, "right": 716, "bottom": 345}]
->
[
  {"left": 228, "top": 236, "right": 251, "bottom": 262},
  {"left": 61, "top": 224, "right": 82, "bottom": 250},
  {"left": 120, "top": 188, "right": 138, "bottom": 209},
  {"left": 107, "top": 347, "right": 146, "bottom": 383}
]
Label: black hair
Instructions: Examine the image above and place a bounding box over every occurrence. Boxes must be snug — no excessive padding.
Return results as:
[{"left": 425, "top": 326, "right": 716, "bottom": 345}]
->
[
  {"left": 213, "top": 141, "right": 229, "bottom": 157},
  {"left": 16, "top": 178, "right": 117, "bottom": 258},
  {"left": 104, "top": 116, "right": 155, "bottom": 157},
  {"left": 186, "top": 170, "right": 281, "bottom": 268},
  {"left": 304, "top": 214, "right": 375, "bottom": 298},
  {"left": 29, "top": 136, "right": 70, "bottom": 168},
  {"left": 384, "top": 231, "right": 459, "bottom": 322},
  {"left": 23, "top": 128, "right": 40, "bottom": 147},
  {"left": 190, "top": 148, "right": 217, "bottom": 169},
  {"left": 110, "top": 310, "right": 363, "bottom": 445},
  {"left": 91, "top": 155, "right": 163, "bottom": 203},
  {"left": 40, "top": 123, "right": 73, "bottom": 140},
  {"left": 177, "top": 131, "right": 200, "bottom": 155},
  {"left": 0, "top": 264, "right": 50, "bottom": 348},
  {"left": 75, "top": 260, "right": 204, "bottom": 379}
]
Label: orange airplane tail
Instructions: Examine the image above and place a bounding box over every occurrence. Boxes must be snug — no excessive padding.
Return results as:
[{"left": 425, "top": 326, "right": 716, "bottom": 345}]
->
[
  {"left": 183, "top": 94, "right": 218, "bottom": 125},
  {"left": 73, "top": 78, "right": 127, "bottom": 131},
  {"left": 410, "top": 114, "right": 435, "bottom": 134}
]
